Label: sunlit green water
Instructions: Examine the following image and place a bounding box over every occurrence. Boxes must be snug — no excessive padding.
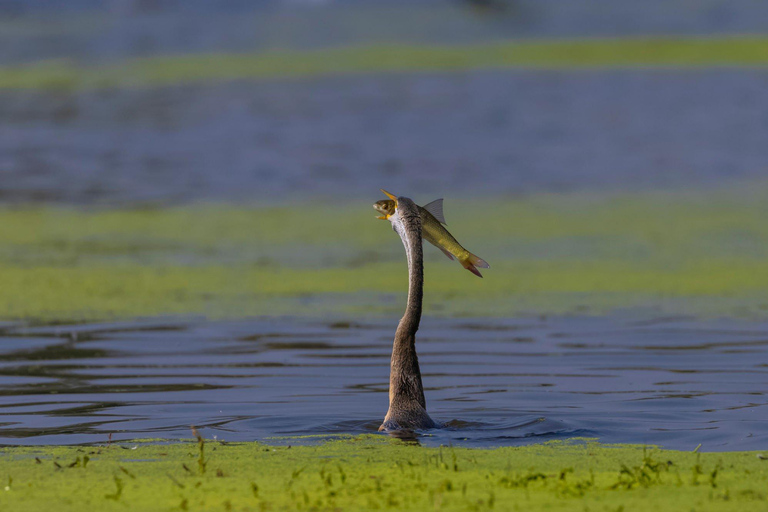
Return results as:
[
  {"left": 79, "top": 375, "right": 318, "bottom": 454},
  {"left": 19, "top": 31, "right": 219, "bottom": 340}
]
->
[
  {"left": 1, "top": 437, "right": 765, "bottom": 512},
  {"left": 4, "top": 37, "right": 768, "bottom": 90},
  {"left": 2, "top": 183, "right": 767, "bottom": 322}
]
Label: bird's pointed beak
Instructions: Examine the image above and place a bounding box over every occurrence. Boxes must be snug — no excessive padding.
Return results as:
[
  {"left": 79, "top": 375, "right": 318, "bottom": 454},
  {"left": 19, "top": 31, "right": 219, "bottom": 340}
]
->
[{"left": 380, "top": 189, "right": 398, "bottom": 205}]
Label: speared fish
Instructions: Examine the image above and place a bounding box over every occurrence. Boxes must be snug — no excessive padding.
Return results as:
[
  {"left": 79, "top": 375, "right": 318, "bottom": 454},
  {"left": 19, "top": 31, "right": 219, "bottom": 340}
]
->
[{"left": 373, "top": 189, "right": 490, "bottom": 278}]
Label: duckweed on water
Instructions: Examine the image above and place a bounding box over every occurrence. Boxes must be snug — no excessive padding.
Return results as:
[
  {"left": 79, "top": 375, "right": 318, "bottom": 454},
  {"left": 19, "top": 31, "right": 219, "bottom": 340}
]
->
[
  {"left": 1, "top": 184, "right": 768, "bottom": 321},
  {"left": 3, "top": 37, "right": 768, "bottom": 90},
  {"left": 0, "top": 436, "right": 766, "bottom": 511}
]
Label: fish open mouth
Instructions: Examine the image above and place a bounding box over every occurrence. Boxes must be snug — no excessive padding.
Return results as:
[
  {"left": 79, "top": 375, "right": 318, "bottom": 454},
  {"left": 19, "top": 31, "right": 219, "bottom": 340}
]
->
[{"left": 372, "top": 204, "right": 389, "bottom": 219}]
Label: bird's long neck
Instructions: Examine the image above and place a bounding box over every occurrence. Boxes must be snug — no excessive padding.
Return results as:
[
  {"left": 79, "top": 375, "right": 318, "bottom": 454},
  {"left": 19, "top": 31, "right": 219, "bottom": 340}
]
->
[
  {"left": 389, "top": 199, "right": 427, "bottom": 410},
  {"left": 400, "top": 208, "right": 423, "bottom": 331}
]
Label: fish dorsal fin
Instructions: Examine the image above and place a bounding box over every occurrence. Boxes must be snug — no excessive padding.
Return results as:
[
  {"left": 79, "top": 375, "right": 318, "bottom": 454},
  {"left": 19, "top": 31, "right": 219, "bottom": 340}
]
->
[{"left": 422, "top": 199, "right": 446, "bottom": 224}]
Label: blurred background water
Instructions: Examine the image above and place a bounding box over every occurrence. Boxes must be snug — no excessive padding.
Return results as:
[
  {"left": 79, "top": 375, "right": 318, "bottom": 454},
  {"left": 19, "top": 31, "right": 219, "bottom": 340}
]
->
[
  {"left": 3, "top": 70, "right": 768, "bottom": 205},
  {"left": 3, "top": 0, "right": 768, "bottom": 64},
  {"left": 1, "top": 1, "right": 767, "bottom": 447},
  {"left": 1, "top": 1, "right": 768, "bottom": 204}
]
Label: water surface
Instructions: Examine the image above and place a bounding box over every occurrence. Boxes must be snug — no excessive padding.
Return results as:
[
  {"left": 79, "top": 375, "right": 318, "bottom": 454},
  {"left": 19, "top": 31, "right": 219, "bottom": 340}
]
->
[
  {"left": 0, "top": 315, "right": 766, "bottom": 450},
  {"left": 4, "top": 1, "right": 768, "bottom": 65},
  {"left": 3, "top": 69, "right": 768, "bottom": 205}
]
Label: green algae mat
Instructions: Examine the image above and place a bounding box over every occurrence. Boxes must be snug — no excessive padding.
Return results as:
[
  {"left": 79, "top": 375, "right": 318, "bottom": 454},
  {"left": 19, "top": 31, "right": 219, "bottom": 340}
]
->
[
  {"left": 4, "top": 36, "right": 768, "bottom": 90},
  {"left": 2, "top": 183, "right": 768, "bottom": 322},
  {"left": 1, "top": 436, "right": 766, "bottom": 511}
]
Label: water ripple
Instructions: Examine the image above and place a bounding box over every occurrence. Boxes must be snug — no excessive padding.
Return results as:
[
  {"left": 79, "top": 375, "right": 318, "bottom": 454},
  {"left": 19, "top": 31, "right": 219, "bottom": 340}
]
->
[{"left": 0, "top": 315, "right": 766, "bottom": 449}]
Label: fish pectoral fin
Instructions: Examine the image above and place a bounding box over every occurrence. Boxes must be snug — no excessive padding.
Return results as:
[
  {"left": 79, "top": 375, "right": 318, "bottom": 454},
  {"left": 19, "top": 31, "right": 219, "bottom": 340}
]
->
[
  {"left": 438, "top": 247, "right": 456, "bottom": 261},
  {"left": 422, "top": 198, "right": 447, "bottom": 224}
]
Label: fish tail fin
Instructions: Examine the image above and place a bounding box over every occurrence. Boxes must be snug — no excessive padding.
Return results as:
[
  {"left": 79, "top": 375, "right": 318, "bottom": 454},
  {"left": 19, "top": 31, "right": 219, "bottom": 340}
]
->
[
  {"left": 461, "top": 253, "right": 488, "bottom": 278},
  {"left": 468, "top": 252, "right": 490, "bottom": 269}
]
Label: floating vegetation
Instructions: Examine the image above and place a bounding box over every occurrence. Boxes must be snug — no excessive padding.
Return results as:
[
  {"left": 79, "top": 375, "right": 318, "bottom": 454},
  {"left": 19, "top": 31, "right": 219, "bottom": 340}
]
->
[
  {"left": 0, "top": 184, "right": 767, "bottom": 321},
  {"left": 3, "top": 37, "right": 768, "bottom": 90},
  {"left": 0, "top": 436, "right": 765, "bottom": 511}
]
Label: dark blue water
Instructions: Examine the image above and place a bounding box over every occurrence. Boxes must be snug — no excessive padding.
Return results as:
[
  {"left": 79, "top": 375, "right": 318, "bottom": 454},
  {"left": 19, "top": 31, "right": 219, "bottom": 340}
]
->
[
  {"left": 3, "top": 0, "right": 768, "bottom": 205},
  {"left": 2, "top": 1, "right": 768, "bottom": 65},
  {"left": 1, "top": 315, "right": 766, "bottom": 450},
  {"left": 2, "top": 69, "right": 768, "bottom": 205}
]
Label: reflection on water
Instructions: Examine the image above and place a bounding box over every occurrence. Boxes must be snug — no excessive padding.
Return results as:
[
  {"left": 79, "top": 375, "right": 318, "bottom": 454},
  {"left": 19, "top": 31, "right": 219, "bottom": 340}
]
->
[{"left": 0, "top": 315, "right": 766, "bottom": 450}]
